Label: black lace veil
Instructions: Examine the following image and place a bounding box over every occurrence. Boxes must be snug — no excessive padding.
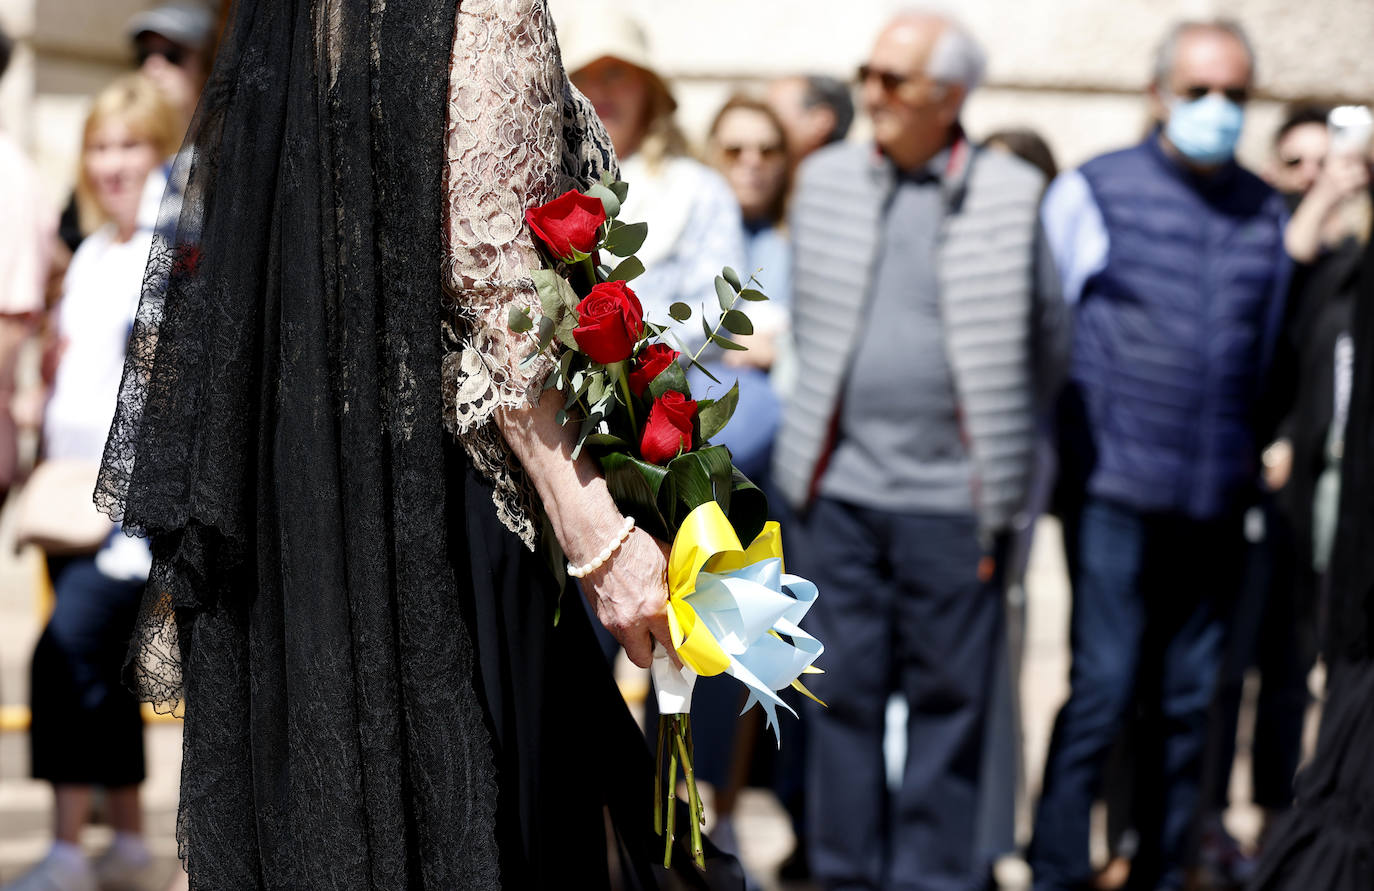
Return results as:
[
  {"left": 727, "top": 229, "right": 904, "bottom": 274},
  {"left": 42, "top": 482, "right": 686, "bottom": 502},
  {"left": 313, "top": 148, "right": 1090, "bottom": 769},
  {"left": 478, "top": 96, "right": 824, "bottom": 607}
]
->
[{"left": 97, "top": 0, "right": 502, "bottom": 884}]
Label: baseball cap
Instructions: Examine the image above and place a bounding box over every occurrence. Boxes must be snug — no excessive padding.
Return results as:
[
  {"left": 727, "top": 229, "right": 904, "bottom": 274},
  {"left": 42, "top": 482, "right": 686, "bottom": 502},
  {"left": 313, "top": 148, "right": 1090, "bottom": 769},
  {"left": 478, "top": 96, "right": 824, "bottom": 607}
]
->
[{"left": 126, "top": 2, "right": 215, "bottom": 50}]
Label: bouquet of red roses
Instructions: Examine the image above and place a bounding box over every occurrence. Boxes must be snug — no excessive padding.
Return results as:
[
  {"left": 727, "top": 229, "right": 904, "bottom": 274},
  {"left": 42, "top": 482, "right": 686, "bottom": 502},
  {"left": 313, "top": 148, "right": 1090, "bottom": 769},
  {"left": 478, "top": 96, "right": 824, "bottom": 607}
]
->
[{"left": 518, "top": 174, "right": 824, "bottom": 869}]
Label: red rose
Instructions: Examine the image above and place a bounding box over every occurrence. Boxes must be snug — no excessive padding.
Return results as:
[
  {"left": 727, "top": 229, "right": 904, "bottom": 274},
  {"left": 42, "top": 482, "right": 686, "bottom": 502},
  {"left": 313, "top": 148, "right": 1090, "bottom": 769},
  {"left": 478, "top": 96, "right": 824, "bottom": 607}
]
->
[
  {"left": 628, "top": 343, "right": 680, "bottom": 397},
  {"left": 640, "top": 391, "right": 698, "bottom": 465},
  {"left": 573, "top": 281, "right": 645, "bottom": 364},
  {"left": 525, "top": 190, "right": 606, "bottom": 259}
]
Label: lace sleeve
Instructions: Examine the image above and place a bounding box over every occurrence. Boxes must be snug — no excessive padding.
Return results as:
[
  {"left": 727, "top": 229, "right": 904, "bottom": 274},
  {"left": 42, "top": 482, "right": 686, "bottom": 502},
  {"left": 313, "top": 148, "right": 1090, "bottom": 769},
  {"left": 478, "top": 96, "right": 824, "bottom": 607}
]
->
[{"left": 441, "top": 0, "right": 616, "bottom": 548}]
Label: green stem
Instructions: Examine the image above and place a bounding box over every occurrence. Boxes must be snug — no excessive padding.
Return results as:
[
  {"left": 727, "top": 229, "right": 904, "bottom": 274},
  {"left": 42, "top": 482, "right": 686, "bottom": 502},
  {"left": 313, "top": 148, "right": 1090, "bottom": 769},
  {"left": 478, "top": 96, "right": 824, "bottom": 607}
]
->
[
  {"left": 664, "top": 730, "right": 679, "bottom": 868},
  {"left": 674, "top": 718, "right": 704, "bottom": 868},
  {"left": 581, "top": 255, "right": 599, "bottom": 290},
  {"left": 689, "top": 292, "right": 742, "bottom": 367},
  {"left": 614, "top": 362, "right": 639, "bottom": 437},
  {"left": 654, "top": 715, "right": 666, "bottom": 836}
]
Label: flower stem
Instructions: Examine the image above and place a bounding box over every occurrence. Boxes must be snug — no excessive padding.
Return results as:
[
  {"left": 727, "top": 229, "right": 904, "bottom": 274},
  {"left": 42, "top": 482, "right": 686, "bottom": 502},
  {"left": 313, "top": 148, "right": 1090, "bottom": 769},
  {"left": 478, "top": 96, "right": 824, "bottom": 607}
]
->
[
  {"left": 581, "top": 255, "right": 599, "bottom": 290},
  {"left": 689, "top": 291, "right": 743, "bottom": 367},
  {"left": 664, "top": 726, "right": 679, "bottom": 868},
  {"left": 654, "top": 715, "right": 666, "bottom": 837},
  {"left": 674, "top": 718, "right": 705, "bottom": 868},
  {"left": 614, "top": 362, "right": 639, "bottom": 437}
]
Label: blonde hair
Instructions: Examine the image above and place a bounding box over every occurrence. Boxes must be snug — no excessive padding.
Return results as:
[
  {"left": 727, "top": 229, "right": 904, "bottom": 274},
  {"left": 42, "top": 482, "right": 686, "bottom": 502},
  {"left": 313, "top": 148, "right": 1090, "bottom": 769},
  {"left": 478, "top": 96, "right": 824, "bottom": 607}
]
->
[
  {"left": 636, "top": 72, "right": 688, "bottom": 171},
  {"left": 75, "top": 74, "right": 182, "bottom": 235}
]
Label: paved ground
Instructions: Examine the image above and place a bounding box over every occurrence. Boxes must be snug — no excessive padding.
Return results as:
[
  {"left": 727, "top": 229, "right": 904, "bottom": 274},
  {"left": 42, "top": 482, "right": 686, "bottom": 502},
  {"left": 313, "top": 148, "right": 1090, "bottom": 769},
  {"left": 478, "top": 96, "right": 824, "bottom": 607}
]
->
[{"left": 0, "top": 498, "right": 1285, "bottom": 890}]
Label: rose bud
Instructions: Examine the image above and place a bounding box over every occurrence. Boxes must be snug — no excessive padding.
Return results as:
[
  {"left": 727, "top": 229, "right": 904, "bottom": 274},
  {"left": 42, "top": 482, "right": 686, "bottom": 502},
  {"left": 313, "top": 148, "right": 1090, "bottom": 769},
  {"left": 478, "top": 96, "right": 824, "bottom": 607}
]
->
[
  {"left": 524, "top": 190, "right": 607, "bottom": 260},
  {"left": 573, "top": 281, "right": 645, "bottom": 364},
  {"left": 628, "top": 343, "right": 680, "bottom": 397},
  {"left": 640, "top": 390, "right": 698, "bottom": 465}
]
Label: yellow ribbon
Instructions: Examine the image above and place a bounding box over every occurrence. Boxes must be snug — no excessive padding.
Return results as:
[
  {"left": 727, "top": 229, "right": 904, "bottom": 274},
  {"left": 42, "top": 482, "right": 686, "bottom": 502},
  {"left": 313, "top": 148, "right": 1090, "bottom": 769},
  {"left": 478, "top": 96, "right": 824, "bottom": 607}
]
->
[{"left": 665, "top": 502, "right": 783, "bottom": 677}]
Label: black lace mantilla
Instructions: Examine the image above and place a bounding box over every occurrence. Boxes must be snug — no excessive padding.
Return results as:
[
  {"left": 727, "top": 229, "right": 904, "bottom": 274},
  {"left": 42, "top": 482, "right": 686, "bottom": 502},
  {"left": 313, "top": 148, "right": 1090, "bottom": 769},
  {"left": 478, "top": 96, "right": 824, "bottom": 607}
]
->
[{"left": 97, "top": 0, "right": 502, "bottom": 885}]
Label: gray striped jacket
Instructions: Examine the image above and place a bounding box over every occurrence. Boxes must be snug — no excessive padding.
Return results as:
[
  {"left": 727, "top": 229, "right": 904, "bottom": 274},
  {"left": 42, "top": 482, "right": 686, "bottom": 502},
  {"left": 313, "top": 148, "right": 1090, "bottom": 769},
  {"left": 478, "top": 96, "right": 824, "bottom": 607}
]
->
[{"left": 771, "top": 139, "right": 1070, "bottom": 534}]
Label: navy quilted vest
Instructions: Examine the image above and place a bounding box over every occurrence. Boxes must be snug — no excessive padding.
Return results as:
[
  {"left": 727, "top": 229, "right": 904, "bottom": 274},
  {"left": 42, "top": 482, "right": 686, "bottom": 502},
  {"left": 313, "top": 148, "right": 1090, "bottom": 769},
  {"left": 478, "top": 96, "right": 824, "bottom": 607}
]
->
[{"left": 1061, "top": 137, "right": 1288, "bottom": 519}]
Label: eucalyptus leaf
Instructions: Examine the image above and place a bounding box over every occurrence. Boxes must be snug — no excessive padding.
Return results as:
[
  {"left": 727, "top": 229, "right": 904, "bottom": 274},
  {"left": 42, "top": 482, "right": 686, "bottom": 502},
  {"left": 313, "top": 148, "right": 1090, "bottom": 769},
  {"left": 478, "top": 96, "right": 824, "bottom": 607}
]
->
[
  {"left": 609, "top": 180, "right": 630, "bottom": 203},
  {"left": 583, "top": 432, "right": 630, "bottom": 450},
  {"left": 532, "top": 269, "right": 567, "bottom": 321},
  {"left": 587, "top": 373, "right": 607, "bottom": 406},
  {"left": 519, "top": 346, "right": 543, "bottom": 370},
  {"left": 739, "top": 288, "right": 768, "bottom": 302},
  {"left": 605, "top": 220, "right": 648, "bottom": 257},
  {"left": 556, "top": 274, "right": 581, "bottom": 312},
  {"left": 697, "top": 380, "right": 739, "bottom": 443},
  {"left": 536, "top": 313, "right": 556, "bottom": 349},
  {"left": 571, "top": 410, "right": 604, "bottom": 459},
  {"left": 710, "top": 332, "right": 749, "bottom": 351},
  {"left": 555, "top": 314, "right": 580, "bottom": 350},
  {"left": 668, "top": 302, "right": 692, "bottom": 322},
  {"left": 555, "top": 408, "right": 568, "bottom": 425},
  {"left": 609, "top": 256, "right": 645, "bottom": 283},
  {"left": 721, "top": 310, "right": 754, "bottom": 336},
  {"left": 714, "top": 276, "right": 736, "bottom": 312},
  {"left": 599, "top": 169, "right": 615, "bottom": 187},
  {"left": 670, "top": 332, "right": 722, "bottom": 384},
  {"left": 722, "top": 266, "right": 742, "bottom": 290},
  {"left": 507, "top": 306, "right": 533, "bottom": 333},
  {"left": 596, "top": 264, "right": 612, "bottom": 280},
  {"left": 587, "top": 183, "right": 621, "bottom": 218},
  {"left": 647, "top": 360, "right": 690, "bottom": 399}
]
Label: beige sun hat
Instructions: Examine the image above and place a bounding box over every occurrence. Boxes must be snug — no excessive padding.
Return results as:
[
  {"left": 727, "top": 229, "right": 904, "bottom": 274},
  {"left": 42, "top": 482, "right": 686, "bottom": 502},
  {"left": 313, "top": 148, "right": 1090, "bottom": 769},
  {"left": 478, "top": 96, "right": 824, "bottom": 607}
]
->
[{"left": 558, "top": 5, "right": 677, "bottom": 113}]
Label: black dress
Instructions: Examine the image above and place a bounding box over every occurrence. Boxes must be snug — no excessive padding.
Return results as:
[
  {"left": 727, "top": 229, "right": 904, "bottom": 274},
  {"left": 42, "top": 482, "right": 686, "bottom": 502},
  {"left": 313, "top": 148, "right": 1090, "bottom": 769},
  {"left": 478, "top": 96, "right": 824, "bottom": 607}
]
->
[
  {"left": 95, "top": 0, "right": 739, "bottom": 887},
  {"left": 1249, "top": 232, "right": 1374, "bottom": 889}
]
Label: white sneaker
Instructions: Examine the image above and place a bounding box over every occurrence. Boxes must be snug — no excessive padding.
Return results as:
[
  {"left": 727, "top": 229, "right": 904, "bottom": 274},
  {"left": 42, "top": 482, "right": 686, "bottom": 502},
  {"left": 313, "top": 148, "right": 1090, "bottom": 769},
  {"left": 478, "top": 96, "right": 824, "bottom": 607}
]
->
[
  {"left": 91, "top": 844, "right": 155, "bottom": 891},
  {"left": 2, "top": 851, "right": 97, "bottom": 891}
]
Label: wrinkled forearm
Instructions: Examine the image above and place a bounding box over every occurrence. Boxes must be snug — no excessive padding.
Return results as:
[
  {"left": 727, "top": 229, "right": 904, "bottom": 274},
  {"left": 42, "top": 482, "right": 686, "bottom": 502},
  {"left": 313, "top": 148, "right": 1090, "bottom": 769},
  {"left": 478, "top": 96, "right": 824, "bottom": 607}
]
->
[{"left": 495, "top": 391, "right": 623, "bottom": 564}]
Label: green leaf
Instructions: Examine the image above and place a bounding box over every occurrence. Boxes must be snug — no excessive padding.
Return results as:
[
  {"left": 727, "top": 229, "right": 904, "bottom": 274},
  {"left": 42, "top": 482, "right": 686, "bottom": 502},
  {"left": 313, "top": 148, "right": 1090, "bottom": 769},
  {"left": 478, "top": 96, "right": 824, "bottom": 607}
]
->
[
  {"left": 599, "top": 169, "right": 615, "bottom": 187},
  {"left": 714, "top": 276, "right": 736, "bottom": 312},
  {"left": 507, "top": 306, "right": 533, "bottom": 333},
  {"left": 587, "top": 183, "right": 621, "bottom": 218},
  {"left": 555, "top": 314, "right": 580, "bottom": 350},
  {"left": 669, "top": 332, "right": 721, "bottom": 383},
  {"left": 721, "top": 310, "right": 754, "bottom": 337},
  {"left": 555, "top": 408, "right": 568, "bottom": 425},
  {"left": 668, "top": 302, "right": 692, "bottom": 322},
  {"left": 583, "top": 432, "right": 630, "bottom": 450},
  {"left": 531, "top": 270, "right": 566, "bottom": 321},
  {"left": 599, "top": 452, "right": 671, "bottom": 540},
  {"left": 648, "top": 360, "right": 690, "bottom": 399},
  {"left": 536, "top": 313, "right": 556, "bottom": 348},
  {"left": 726, "top": 467, "right": 769, "bottom": 547},
  {"left": 571, "top": 410, "right": 603, "bottom": 459},
  {"left": 722, "top": 266, "right": 742, "bottom": 291},
  {"left": 609, "top": 256, "right": 645, "bottom": 283},
  {"left": 739, "top": 288, "right": 768, "bottom": 302},
  {"left": 587, "top": 373, "right": 607, "bottom": 406},
  {"left": 696, "top": 380, "right": 739, "bottom": 443},
  {"left": 595, "top": 264, "right": 612, "bottom": 280},
  {"left": 609, "top": 179, "right": 630, "bottom": 203},
  {"left": 665, "top": 446, "right": 735, "bottom": 520},
  {"left": 605, "top": 220, "right": 648, "bottom": 257},
  {"left": 710, "top": 332, "right": 749, "bottom": 351}
]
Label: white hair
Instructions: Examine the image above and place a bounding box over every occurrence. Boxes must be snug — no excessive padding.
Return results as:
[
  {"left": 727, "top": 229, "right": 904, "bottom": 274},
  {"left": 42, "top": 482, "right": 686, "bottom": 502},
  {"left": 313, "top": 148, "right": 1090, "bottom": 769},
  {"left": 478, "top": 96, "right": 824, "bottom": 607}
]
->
[{"left": 926, "top": 19, "right": 986, "bottom": 92}]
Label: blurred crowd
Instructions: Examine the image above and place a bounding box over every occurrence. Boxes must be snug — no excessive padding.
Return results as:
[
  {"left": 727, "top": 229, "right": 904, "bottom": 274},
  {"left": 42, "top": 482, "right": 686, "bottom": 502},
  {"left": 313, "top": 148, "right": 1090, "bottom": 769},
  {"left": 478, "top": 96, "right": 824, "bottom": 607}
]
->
[{"left": 1, "top": 2, "right": 1372, "bottom": 891}]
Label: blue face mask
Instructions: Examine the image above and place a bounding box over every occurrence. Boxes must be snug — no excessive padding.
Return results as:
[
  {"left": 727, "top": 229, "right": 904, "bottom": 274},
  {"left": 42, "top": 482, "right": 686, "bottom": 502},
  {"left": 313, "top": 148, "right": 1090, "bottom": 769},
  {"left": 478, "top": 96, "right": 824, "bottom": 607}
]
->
[{"left": 1165, "top": 93, "right": 1245, "bottom": 165}]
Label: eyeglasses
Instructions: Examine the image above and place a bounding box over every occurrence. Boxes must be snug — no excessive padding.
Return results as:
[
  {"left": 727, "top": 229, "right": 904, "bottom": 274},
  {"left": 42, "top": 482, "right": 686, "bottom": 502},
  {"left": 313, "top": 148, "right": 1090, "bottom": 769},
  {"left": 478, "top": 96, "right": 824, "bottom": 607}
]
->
[
  {"left": 1179, "top": 85, "right": 1250, "bottom": 105},
  {"left": 1279, "top": 154, "right": 1324, "bottom": 169},
  {"left": 857, "top": 64, "right": 919, "bottom": 94},
  {"left": 719, "top": 143, "right": 785, "bottom": 163},
  {"left": 136, "top": 44, "right": 186, "bottom": 67}
]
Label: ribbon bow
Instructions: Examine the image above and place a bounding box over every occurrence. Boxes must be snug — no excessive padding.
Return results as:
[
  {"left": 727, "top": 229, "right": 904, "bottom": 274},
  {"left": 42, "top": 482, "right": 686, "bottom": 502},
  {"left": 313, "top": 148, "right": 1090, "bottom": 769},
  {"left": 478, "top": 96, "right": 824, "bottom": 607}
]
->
[{"left": 651, "top": 502, "right": 824, "bottom": 741}]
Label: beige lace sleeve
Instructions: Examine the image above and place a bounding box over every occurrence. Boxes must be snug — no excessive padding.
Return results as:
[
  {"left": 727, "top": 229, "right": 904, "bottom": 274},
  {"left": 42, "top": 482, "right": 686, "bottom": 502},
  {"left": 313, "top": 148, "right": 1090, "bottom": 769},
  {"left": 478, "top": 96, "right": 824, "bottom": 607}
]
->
[{"left": 441, "top": 0, "right": 617, "bottom": 548}]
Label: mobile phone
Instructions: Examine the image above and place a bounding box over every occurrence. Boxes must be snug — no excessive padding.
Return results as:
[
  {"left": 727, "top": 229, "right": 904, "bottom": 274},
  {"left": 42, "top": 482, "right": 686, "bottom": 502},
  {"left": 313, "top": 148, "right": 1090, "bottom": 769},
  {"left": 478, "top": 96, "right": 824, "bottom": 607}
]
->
[{"left": 1328, "top": 105, "right": 1373, "bottom": 156}]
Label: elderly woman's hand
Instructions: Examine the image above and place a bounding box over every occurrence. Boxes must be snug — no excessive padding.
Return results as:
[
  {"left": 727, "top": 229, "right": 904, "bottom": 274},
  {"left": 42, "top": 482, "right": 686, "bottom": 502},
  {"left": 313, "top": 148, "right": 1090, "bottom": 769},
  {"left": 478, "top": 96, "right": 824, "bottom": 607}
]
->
[{"left": 581, "top": 528, "right": 674, "bottom": 668}]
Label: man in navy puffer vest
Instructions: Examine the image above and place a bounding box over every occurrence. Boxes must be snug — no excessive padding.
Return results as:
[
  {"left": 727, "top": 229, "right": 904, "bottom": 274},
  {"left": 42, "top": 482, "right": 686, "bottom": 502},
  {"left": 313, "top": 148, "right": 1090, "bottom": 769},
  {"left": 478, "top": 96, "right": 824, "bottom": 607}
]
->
[{"left": 1029, "top": 20, "right": 1290, "bottom": 891}]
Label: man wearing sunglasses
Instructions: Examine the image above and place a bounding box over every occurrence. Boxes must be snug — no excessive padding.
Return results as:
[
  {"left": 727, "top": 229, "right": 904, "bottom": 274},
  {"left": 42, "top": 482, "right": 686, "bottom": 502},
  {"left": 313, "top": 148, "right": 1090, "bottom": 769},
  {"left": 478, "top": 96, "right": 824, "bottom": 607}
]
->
[
  {"left": 127, "top": 2, "right": 214, "bottom": 131},
  {"left": 1031, "top": 19, "right": 1290, "bottom": 891},
  {"left": 773, "top": 11, "right": 1070, "bottom": 890}
]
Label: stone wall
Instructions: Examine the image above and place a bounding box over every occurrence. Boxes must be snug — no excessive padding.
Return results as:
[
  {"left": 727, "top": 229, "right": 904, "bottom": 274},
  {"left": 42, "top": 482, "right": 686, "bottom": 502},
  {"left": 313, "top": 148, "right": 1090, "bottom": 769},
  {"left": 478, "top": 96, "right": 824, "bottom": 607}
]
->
[{"left": 4, "top": 0, "right": 1372, "bottom": 201}]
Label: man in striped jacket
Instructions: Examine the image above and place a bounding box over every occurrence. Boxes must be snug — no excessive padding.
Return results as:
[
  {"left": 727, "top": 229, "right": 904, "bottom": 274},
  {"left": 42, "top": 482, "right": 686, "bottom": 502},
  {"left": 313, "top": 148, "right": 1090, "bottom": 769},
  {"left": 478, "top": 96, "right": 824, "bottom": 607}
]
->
[{"left": 772, "top": 11, "right": 1069, "bottom": 889}]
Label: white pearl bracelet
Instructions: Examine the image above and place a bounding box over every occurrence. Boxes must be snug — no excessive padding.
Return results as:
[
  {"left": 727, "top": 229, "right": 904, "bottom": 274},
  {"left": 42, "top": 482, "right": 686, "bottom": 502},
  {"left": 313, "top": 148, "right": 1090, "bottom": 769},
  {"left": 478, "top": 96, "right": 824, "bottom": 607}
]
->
[{"left": 567, "top": 516, "right": 636, "bottom": 579}]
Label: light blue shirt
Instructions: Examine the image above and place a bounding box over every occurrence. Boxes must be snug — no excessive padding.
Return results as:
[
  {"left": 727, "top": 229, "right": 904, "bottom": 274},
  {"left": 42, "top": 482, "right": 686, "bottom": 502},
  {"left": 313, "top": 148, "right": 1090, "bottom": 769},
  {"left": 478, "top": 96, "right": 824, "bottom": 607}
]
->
[{"left": 1039, "top": 169, "right": 1108, "bottom": 306}]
